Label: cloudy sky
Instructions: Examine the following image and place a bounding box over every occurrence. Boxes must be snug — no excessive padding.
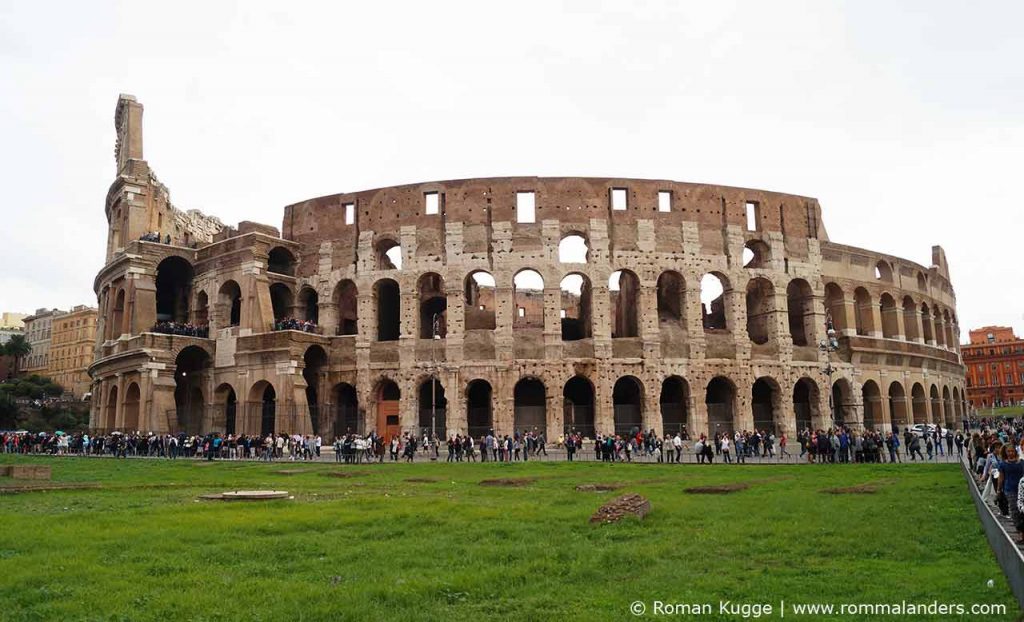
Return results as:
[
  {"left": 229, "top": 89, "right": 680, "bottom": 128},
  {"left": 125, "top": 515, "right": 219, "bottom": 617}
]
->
[{"left": 1, "top": 0, "right": 1021, "bottom": 338}]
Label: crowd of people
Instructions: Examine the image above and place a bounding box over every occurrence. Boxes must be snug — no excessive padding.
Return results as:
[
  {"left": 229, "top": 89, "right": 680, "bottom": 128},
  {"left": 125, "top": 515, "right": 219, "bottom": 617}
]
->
[
  {"left": 138, "top": 232, "right": 169, "bottom": 243},
  {"left": 273, "top": 318, "right": 318, "bottom": 333},
  {"left": 970, "top": 417, "right": 1024, "bottom": 543},
  {"left": 151, "top": 321, "right": 210, "bottom": 338}
]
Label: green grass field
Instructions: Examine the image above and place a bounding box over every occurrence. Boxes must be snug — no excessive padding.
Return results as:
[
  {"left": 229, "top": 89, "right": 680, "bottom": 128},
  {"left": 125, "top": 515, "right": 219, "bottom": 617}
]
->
[{"left": 0, "top": 456, "right": 1017, "bottom": 621}]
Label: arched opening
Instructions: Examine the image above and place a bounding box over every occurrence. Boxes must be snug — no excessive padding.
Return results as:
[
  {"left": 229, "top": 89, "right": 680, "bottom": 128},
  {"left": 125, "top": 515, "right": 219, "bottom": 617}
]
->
[
  {"left": 303, "top": 345, "right": 328, "bottom": 434},
  {"left": 929, "top": 384, "right": 941, "bottom": 425},
  {"left": 269, "top": 283, "right": 294, "bottom": 324},
  {"left": 657, "top": 271, "right": 685, "bottom": 326},
  {"left": 376, "top": 239, "right": 402, "bottom": 270},
  {"left": 920, "top": 304, "right": 934, "bottom": 343},
  {"left": 563, "top": 375, "right": 595, "bottom": 438},
  {"left": 700, "top": 273, "right": 730, "bottom": 331},
  {"left": 660, "top": 376, "right": 689, "bottom": 436},
  {"left": 376, "top": 379, "right": 401, "bottom": 442},
  {"left": 831, "top": 378, "right": 853, "bottom": 427},
  {"left": 742, "top": 239, "right": 770, "bottom": 269},
  {"left": 705, "top": 376, "right": 736, "bottom": 437},
  {"left": 332, "top": 383, "right": 359, "bottom": 438},
  {"left": 466, "top": 379, "right": 493, "bottom": 438},
  {"left": 418, "top": 377, "right": 447, "bottom": 437},
  {"left": 861, "top": 380, "right": 881, "bottom": 430},
  {"left": 375, "top": 279, "right": 400, "bottom": 341},
  {"left": 793, "top": 378, "right": 820, "bottom": 432},
  {"left": 916, "top": 271, "right": 927, "bottom": 291},
  {"left": 214, "top": 383, "right": 237, "bottom": 435},
  {"left": 334, "top": 280, "right": 358, "bottom": 335},
  {"left": 464, "top": 271, "right": 496, "bottom": 330},
  {"left": 418, "top": 273, "right": 447, "bottom": 339},
  {"left": 853, "top": 287, "right": 874, "bottom": 336},
  {"left": 823, "top": 283, "right": 848, "bottom": 333},
  {"left": 194, "top": 291, "right": 209, "bottom": 326},
  {"left": 888, "top": 382, "right": 909, "bottom": 429},
  {"left": 513, "top": 377, "right": 546, "bottom": 433},
  {"left": 513, "top": 269, "right": 544, "bottom": 329},
  {"left": 911, "top": 383, "right": 928, "bottom": 424},
  {"left": 953, "top": 387, "right": 963, "bottom": 421},
  {"left": 559, "top": 273, "right": 592, "bottom": 340},
  {"left": 558, "top": 233, "right": 589, "bottom": 263},
  {"left": 786, "top": 279, "right": 814, "bottom": 346},
  {"left": 267, "top": 247, "right": 296, "bottom": 276},
  {"left": 942, "top": 310, "right": 955, "bottom": 348},
  {"left": 298, "top": 287, "right": 319, "bottom": 324},
  {"left": 879, "top": 293, "right": 898, "bottom": 338},
  {"left": 942, "top": 386, "right": 953, "bottom": 427},
  {"left": 612, "top": 376, "right": 644, "bottom": 437},
  {"left": 111, "top": 289, "right": 126, "bottom": 339},
  {"left": 609, "top": 270, "right": 640, "bottom": 338},
  {"left": 752, "top": 377, "right": 780, "bottom": 432},
  {"left": 105, "top": 385, "right": 118, "bottom": 431},
  {"left": 745, "top": 277, "right": 774, "bottom": 345},
  {"left": 174, "top": 346, "right": 211, "bottom": 435},
  {"left": 902, "top": 296, "right": 919, "bottom": 341},
  {"left": 874, "top": 260, "right": 893, "bottom": 282},
  {"left": 123, "top": 382, "right": 140, "bottom": 432},
  {"left": 218, "top": 280, "right": 242, "bottom": 327},
  {"left": 248, "top": 382, "right": 276, "bottom": 436},
  {"left": 155, "top": 256, "right": 194, "bottom": 323},
  {"left": 932, "top": 307, "right": 947, "bottom": 347}
]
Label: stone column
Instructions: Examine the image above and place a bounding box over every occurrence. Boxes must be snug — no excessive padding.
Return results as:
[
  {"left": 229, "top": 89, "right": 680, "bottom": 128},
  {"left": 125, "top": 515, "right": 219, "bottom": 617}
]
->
[{"left": 319, "top": 301, "right": 339, "bottom": 336}]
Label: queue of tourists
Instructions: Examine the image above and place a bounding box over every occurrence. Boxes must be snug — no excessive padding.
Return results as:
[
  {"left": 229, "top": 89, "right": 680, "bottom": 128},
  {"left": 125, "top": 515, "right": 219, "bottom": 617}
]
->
[{"left": 969, "top": 421, "right": 1024, "bottom": 544}]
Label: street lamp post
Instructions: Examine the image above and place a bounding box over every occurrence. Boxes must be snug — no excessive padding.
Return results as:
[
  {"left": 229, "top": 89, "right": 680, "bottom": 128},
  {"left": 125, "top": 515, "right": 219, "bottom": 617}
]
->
[
  {"left": 430, "top": 312, "right": 441, "bottom": 460},
  {"left": 818, "top": 313, "right": 840, "bottom": 430}
]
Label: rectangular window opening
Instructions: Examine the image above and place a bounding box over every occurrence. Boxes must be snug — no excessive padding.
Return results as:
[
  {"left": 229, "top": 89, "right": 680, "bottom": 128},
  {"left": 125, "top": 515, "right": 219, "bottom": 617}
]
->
[
  {"left": 518, "top": 307, "right": 526, "bottom": 318},
  {"left": 516, "top": 191, "right": 536, "bottom": 223},
  {"left": 424, "top": 192, "right": 439, "bottom": 215},
  {"left": 658, "top": 190, "right": 671, "bottom": 213},
  {"left": 344, "top": 203, "right": 355, "bottom": 225},
  {"left": 745, "top": 201, "right": 759, "bottom": 231},
  {"left": 611, "top": 188, "right": 628, "bottom": 211}
]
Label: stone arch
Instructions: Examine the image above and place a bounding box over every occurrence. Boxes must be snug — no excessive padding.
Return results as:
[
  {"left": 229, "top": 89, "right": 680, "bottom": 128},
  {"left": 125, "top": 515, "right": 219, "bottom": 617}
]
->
[
  {"left": 786, "top": 278, "right": 815, "bottom": 346},
  {"left": 298, "top": 286, "right": 319, "bottom": 324},
  {"left": 656, "top": 271, "right": 686, "bottom": 326},
  {"left": 916, "top": 271, "right": 927, "bottom": 291},
  {"left": 218, "top": 280, "right": 242, "bottom": 328},
  {"left": 879, "top": 293, "right": 899, "bottom": 338},
  {"left": 861, "top": 380, "right": 882, "bottom": 430},
  {"left": 417, "top": 376, "right": 447, "bottom": 437},
  {"left": 920, "top": 303, "right": 934, "bottom": 343},
  {"left": 105, "top": 385, "right": 118, "bottom": 431},
  {"left": 331, "top": 382, "right": 359, "bottom": 438},
  {"left": 563, "top": 375, "right": 596, "bottom": 438},
  {"left": 111, "top": 288, "right": 126, "bottom": 339},
  {"left": 929, "top": 384, "right": 941, "bottom": 425},
  {"left": 513, "top": 376, "right": 547, "bottom": 434},
  {"left": 853, "top": 287, "right": 874, "bottom": 336},
  {"left": 701, "top": 272, "right": 731, "bottom": 331},
  {"left": 248, "top": 380, "right": 277, "bottom": 436},
  {"left": 609, "top": 269, "right": 640, "bottom": 338},
  {"left": 942, "top": 309, "right": 955, "bottom": 348},
  {"left": 559, "top": 273, "right": 592, "bottom": 340},
  {"left": 155, "top": 256, "right": 194, "bottom": 324},
  {"left": 464, "top": 271, "right": 496, "bottom": 331},
  {"left": 745, "top": 277, "right": 775, "bottom": 345},
  {"left": 303, "top": 345, "right": 328, "bottom": 433},
  {"left": 374, "top": 278, "right": 400, "bottom": 341},
  {"left": 911, "top": 382, "right": 928, "bottom": 424},
  {"left": 269, "top": 283, "right": 294, "bottom": 324},
  {"left": 874, "top": 260, "right": 893, "bottom": 282},
  {"left": 942, "top": 385, "right": 953, "bottom": 427},
  {"left": 612, "top": 375, "right": 644, "bottom": 436},
  {"left": 194, "top": 290, "right": 209, "bottom": 326},
  {"left": 417, "top": 272, "right": 447, "bottom": 339},
  {"left": 334, "top": 279, "right": 358, "bottom": 336},
  {"left": 902, "top": 295, "right": 919, "bottom": 341},
  {"left": 932, "top": 305, "right": 947, "bottom": 347},
  {"left": 831, "top": 377, "right": 854, "bottom": 427},
  {"left": 752, "top": 376, "right": 783, "bottom": 433},
  {"left": 660, "top": 375, "right": 689, "bottom": 436},
  {"left": 743, "top": 239, "right": 770, "bottom": 269},
  {"left": 174, "top": 345, "right": 211, "bottom": 434},
  {"left": 213, "top": 382, "right": 238, "bottom": 435},
  {"left": 267, "top": 246, "right": 296, "bottom": 276},
  {"left": 466, "top": 379, "right": 493, "bottom": 438},
  {"left": 888, "top": 381, "right": 909, "bottom": 429},
  {"left": 374, "top": 378, "right": 401, "bottom": 442},
  {"left": 823, "top": 282, "right": 848, "bottom": 333},
  {"left": 793, "top": 377, "right": 821, "bottom": 432},
  {"left": 705, "top": 376, "right": 737, "bottom": 437},
  {"left": 558, "top": 233, "right": 589, "bottom": 263},
  {"left": 375, "top": 238, "right": 402, "bottom": 270},
  {"left": 513, "top": 269, "right": 545, "bottom": 329},
  {"left": 123, "top": 382, "right": 141, "bottom": 432}
]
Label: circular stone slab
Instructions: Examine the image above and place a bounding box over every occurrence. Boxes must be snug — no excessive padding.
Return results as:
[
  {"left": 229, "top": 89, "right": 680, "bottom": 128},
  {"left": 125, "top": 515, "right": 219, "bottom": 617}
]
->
[{"left": 219, "top": 490, "right": 290, "bottom": 501}]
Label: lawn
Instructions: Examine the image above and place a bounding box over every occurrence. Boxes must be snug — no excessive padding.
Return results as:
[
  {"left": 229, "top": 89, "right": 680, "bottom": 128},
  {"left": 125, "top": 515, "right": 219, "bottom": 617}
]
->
[{"left": 0, "top": 456, "right": 1017, "bottom": 621}]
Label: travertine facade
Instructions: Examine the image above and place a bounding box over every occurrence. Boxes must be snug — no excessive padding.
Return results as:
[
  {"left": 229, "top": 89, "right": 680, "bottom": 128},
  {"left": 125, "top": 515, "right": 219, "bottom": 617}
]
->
[{"left": 89, "top": 95, "right": 967, "bottom": 439}]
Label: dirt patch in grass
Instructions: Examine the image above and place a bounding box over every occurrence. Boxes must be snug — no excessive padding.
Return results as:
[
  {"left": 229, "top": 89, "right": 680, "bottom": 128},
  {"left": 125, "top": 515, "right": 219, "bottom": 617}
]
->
[
  {"left": 324, "top": 471, "right": 367, "bottom": 479},
  {"left": 822, "top": 483, "right": 880, "bottom": 495},
  {"left": 0, "top": 482, "right": 101, "bottom": 494},
  {"left": 405, "top": 477, "right": 441, "bottom": 483},
  {"left": 591, "top": 494, "right": 651, "bottom": 523},
  {"left": 479, "top": 478, "right": 535, "bottom": 487},
  {"left": 684, "top": 483, "right": 750, "bottom": 494},
  {"left": 274, "top": 469, "right": 313, "bottom": 475},
  {"left": 575, "top": 483, "right": 623, "bottom": 492}
]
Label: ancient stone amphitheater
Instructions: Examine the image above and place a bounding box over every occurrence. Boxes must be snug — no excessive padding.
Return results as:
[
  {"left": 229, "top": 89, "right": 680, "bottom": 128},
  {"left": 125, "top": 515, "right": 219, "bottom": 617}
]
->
[{"left": 89, "top": 95, "right": 967, "bottom": 440}]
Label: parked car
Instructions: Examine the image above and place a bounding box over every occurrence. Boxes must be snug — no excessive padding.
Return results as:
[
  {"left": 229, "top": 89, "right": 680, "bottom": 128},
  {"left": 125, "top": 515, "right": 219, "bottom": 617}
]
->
[{"left": 908, "top": 423, "right": 938, "bottom": 437}]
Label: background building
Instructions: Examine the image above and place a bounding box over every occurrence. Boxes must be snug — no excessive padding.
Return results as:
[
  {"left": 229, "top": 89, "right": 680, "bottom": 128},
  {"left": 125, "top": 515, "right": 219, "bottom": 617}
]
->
[
  {"left": 22, "top": 308, "right": 64, "bottom": 376},
  {"left": 0, "top": 327, "right": 22, "bottom": 346},
  {"left": 0, "top": 312, "right": 27, "bottom": 329},
  {"left": 963, "top": 326, "right": 1024, "bottom": 408},
  {"left": 88, "top": 94, "right": 967, "bottom": 437},
  {"left": 49, "top": 305, "right": 98, "bottom": 397}
]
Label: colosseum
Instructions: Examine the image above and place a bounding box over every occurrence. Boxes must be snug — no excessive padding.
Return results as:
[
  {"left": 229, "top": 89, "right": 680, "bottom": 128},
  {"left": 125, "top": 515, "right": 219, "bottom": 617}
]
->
[{"left": 88, "top": 95, "right": 968, "bottom": 441}]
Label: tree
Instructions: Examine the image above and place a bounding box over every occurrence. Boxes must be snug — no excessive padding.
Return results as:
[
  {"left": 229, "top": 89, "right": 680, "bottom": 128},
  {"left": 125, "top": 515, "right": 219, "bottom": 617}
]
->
[{"left": 2, "top": 334, "right": 31, "bottom": 376}]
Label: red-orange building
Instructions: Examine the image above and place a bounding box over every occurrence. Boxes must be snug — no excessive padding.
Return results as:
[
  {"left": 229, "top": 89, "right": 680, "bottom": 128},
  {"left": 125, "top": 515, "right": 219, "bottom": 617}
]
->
[{"left": 963, "top": 326, "right": 1024, "bottom": 408}]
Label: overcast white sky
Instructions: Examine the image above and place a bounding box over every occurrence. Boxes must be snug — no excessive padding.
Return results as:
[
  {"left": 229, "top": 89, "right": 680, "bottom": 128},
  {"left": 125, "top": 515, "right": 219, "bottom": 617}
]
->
[{"left": 1, "top": 0, "right": 1021, "bottom": 339}]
